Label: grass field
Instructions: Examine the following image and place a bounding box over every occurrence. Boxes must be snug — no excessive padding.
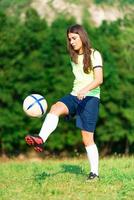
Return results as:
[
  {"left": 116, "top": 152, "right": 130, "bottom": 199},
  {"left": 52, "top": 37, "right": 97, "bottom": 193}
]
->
[{"left": 0, "top": 156, "right": 134, "bottom": 200}]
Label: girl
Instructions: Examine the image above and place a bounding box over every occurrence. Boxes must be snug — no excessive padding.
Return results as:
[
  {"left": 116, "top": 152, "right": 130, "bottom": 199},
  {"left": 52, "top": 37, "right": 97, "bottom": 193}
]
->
[{"left": 25, "top": 24, "right": 103, "bottom": 180}]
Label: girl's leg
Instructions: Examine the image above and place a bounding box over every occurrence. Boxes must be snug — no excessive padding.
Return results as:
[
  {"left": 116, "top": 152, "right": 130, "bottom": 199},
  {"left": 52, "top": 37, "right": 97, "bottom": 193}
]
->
[
  {"left": 39, "top": 101, "right": 69, "bottom": 142},
  {"left": 25, "top": 102, "right": 69, "bottom": 151},
  {"left": 81, "top": 130, "right": 99, "bottom": 177}
]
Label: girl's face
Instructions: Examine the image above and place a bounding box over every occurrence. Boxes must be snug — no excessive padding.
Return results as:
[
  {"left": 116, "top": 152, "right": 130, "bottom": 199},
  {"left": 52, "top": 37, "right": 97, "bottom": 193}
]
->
[{"left": 68, "top": 33, "right": 83, "bottom": 54}]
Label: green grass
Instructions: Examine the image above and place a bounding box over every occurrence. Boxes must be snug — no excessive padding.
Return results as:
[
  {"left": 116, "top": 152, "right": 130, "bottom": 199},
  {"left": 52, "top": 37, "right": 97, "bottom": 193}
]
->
[{"left": 0, "top": 156, "right": 134, "bottom": 200}]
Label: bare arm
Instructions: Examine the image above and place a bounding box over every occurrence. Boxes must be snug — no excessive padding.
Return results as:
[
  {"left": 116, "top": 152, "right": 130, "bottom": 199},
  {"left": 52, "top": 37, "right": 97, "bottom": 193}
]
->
[{"left": 77, "top": 67, "right": 103, "bottom": 100}]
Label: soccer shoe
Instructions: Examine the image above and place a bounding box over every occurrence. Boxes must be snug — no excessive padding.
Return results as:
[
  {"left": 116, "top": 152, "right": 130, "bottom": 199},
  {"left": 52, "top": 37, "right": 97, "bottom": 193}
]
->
[
  {"left": 86, "top": 172, "right": 99, "bottom": 181},
  {"left": 25, "top": 135, "right": 44, "bottom": 152}
]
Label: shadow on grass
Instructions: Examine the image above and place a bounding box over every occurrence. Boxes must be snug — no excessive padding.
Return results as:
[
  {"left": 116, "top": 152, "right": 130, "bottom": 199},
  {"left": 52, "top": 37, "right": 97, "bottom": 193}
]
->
[
  {"left": 61, "top": 164, "right": 85, "bottom": 175},
  {"left": 34, "top": 164, "right": 86, "bottom": 184}
]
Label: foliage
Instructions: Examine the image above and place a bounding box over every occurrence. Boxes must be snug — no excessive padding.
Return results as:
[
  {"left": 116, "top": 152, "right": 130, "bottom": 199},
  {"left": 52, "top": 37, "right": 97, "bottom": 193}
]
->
[
  {"left": 0, "top": 0, "right": 31, "bottom": 9},
  {"left": 94, "top": 0, "right": 134, "bottom": 5},
  {"left": 0, "top": 8, "right": 133, "bottom": 155}
]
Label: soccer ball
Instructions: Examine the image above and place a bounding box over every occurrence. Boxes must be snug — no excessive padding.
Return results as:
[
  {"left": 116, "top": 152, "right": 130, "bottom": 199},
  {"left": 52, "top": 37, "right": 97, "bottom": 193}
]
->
[{"left": 23, "top": 94, "right": 47, "bottom": 118}]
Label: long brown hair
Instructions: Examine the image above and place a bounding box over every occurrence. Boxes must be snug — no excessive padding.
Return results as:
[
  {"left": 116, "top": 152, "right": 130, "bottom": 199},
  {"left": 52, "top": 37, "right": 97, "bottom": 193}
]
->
[{"left": 67, "top": 24, "right": 92, "bottom": 73}]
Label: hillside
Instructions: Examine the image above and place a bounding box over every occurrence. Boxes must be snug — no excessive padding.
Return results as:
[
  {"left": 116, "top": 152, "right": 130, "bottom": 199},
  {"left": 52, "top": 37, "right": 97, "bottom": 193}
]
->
[{"left": 0, "top": 0, "right": 133, "bottom": 26}]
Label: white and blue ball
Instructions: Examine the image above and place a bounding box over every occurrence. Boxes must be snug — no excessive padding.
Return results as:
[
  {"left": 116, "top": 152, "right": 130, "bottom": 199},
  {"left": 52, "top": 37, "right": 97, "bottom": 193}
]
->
[{"left": 23, "top": 94, "right": 47, "bottom": 117}]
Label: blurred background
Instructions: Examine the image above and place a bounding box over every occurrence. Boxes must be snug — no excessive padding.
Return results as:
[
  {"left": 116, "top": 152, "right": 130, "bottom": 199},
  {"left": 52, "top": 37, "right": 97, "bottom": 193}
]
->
[{"left": 0, "top": 0, "right": 133, "bottom": 157}]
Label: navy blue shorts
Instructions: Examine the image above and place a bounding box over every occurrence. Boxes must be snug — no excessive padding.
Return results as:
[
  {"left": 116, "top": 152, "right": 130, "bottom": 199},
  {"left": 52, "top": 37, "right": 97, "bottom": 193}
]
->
[{"left": 59, "top": 94, "right": 100, "bottom": 132}]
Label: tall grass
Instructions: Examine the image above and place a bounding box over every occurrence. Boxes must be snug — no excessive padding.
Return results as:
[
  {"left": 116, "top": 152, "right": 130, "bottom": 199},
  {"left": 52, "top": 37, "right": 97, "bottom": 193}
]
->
[{"left": 0, "top": 156, "right": 134, "bottom": 200}]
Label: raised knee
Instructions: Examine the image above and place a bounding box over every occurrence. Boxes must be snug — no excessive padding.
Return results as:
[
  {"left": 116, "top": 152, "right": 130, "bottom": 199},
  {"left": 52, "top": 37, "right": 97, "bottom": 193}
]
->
[{"left": 49, "top": 102, "right": 68, "bottom": 116}]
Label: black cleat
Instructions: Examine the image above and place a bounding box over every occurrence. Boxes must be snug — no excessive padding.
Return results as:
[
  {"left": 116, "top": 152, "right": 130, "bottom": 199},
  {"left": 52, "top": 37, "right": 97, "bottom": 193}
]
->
[{"left": 86, "top": 172, "right": 99, "bottom": 181}]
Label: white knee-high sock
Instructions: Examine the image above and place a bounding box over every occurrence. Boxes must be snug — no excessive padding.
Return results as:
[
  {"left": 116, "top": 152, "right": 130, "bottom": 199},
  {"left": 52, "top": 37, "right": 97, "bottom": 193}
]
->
[
  {"left": 39, "top": 113, "right": 59, "bottom": 142},
  {"left": 85, "top": 144, "right": 99, "bottom": 175}
]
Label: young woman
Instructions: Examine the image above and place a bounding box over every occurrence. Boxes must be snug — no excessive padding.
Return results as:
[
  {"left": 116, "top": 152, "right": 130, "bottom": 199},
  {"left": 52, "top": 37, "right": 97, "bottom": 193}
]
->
[{"left": 25, "top": 24, "right": 103, "bottom": 181}]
